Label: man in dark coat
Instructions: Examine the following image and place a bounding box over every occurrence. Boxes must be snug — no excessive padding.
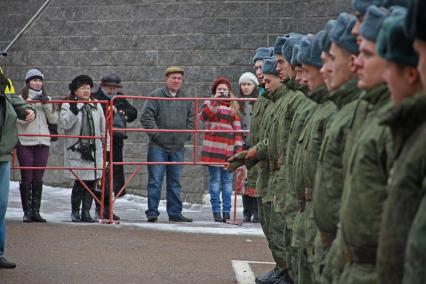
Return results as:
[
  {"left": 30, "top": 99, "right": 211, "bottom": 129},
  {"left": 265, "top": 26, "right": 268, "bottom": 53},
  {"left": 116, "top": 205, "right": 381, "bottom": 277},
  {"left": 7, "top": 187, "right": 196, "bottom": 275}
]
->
[{"left": 93, "top": 73, "right": 137, "bottom": 220}]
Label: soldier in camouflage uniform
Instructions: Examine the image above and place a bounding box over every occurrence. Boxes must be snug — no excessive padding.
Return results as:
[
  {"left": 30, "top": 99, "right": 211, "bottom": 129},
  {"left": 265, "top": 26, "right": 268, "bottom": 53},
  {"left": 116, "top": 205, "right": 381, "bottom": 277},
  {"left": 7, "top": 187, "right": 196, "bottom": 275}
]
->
[
  {"left": 403, "top": 2, "right": 426, "bottom": 282},
  {"left": 375, "top": 7, "right": 426, "bottom": 284},
  {"left": 337, "top": 6, "right": 392, "bottom": 284},
  {"left": 312, "top": 13, "right": 362, "bottom": 284},
  {"left": 291, "top": 30, "right": 337, "bottom": 284}
]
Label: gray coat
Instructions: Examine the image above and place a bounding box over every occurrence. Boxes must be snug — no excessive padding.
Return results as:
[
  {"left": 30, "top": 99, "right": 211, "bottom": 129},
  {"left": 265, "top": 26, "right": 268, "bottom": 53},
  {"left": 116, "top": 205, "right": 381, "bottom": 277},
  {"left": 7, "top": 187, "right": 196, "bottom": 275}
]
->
[
  {"left": 140, "top": 86, "right": 194, "bottom": 152},
  {"left": 59, "top": 101, "right": 105, "bottom": 181}
]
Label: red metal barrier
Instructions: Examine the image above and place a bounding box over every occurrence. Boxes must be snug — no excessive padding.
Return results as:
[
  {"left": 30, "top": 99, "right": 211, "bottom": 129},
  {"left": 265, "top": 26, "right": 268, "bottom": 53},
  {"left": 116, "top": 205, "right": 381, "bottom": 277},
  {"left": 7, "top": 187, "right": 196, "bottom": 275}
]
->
[
  {"left": 106, "top": 95, "right": 256, "bottom": 223},
  {"left": 11, "top": 99, "right": 110, "bottom": 221},
  {"left": 12, "top": 96, "right": 257, "bottom": 224}
]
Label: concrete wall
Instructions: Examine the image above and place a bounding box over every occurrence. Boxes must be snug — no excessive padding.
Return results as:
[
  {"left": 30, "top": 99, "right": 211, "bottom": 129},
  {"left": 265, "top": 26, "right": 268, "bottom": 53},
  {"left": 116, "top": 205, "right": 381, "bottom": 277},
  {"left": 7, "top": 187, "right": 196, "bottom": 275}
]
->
[{"left": 1, "top": 0, "right": 350, "bottom": 203}]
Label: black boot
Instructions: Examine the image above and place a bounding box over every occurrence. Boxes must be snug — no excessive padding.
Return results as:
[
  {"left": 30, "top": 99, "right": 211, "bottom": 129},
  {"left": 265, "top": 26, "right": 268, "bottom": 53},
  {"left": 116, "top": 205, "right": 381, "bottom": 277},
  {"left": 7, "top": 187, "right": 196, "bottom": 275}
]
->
[
  {"left": 31, "top": 182, "right": 46, "bottom": 222},
  {"left": 252, "top": 197, "right": 260, "bottom": 223},
  {"left": 80, "top": 187, "right": 95, "bottom": 223},
  {"left": 242, "top": 195, "right": 252, "bottom": 222},
  {"left": 255, "top": 267, "right": 285, "bottom": 284},
  {"left": 213, "top": 212, "right": 223, "bottom": 222},
  {"left": 223, "top": 212, "right": 230, "bottom": 222},
  {"left": 19, "top": 183, "right": 32, "bottom": 222},
  {"left": 71, "top": 182, "right": 82, "bottom": 222}
]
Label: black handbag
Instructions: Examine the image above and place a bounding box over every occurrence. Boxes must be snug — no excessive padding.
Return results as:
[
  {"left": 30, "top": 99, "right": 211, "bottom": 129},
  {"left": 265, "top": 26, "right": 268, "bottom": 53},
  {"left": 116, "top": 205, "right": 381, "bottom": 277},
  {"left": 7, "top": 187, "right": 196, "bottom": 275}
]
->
[{"left": 112, "top": 112, "right": 127, "bottom": 139}]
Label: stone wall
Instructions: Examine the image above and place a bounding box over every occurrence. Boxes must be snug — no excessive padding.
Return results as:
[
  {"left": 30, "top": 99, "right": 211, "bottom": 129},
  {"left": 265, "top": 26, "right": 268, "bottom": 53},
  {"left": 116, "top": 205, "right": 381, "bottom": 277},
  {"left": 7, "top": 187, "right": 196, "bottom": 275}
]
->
[{"left": 1, "top": 0, "right": 350, "bottom": 203}]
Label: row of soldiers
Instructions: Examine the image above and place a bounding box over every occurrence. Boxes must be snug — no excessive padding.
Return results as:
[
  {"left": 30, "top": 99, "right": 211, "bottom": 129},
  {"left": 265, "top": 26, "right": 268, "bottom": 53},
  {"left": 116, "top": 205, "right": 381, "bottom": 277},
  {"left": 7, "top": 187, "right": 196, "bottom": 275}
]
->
[{"left": 228, "top": 0, "right": 426, "bottom": 283}]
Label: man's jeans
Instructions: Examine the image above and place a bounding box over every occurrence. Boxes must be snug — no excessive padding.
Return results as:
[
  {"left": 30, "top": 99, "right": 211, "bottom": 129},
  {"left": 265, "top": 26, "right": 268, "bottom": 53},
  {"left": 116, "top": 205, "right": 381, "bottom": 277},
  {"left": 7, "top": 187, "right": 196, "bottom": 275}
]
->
[
  {"left": 208, "top": 166, "right": 233, "bottom": 214},
  {"left": 0, "top": 161, "right": 11, "bottom": 257},
  {"left": 146, "top": 146, "right": 184, "bottom": 218}
]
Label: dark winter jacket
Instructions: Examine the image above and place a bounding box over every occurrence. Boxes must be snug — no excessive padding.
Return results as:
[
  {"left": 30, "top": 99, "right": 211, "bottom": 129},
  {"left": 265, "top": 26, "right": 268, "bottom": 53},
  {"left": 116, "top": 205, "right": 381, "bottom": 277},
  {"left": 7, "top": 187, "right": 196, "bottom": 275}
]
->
[{"left": 140, "top": 86, "right": 194, "bottom": 152}]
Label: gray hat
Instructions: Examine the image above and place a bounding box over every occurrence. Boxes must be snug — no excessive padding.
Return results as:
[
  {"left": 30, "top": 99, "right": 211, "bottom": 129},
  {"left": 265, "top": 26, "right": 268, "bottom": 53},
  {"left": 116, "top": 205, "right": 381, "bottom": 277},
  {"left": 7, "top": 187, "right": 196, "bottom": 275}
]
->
[
  {"left": 351, "top": 0, "right": 384, "bottom": 16},
  {"left": 377, "top": 12, "right": 418, "bottom": 67},
  {"left": 302, "top": 31, "right": 324, "bottom": 68},
  {"left": 282, "top": 34, "right": 303, "bottom": 64},
  {"left": 101, "top": 73, "right": 122, "bottom": 88},
  {"left": 331, "top": 13, "right": 359, "bottom": 55},
  {"left": 273, "top": 35, "right": 290, "bottom": 55},
  {"left": 382, "top": 0, "right": 410, "bottom": 8},
  {"left": 253, "top": 47, "right": 274, "bottom": 64},
  {"left": 291, "top": 44, "right": 302, "bottom": 66},
  {"left": 319, "top": 19, "right": 337, "bottom": 53},
  {"left": 262, "top": 57, "right": 279, "bottom": 76},
  {"left": 297, "top": 37, "right": 313, "bottom": 66},
  {"left": 360, "top": 6, "right": 390, "bottom": 42},
  {"left": 25, "top": 68, "right": 44, "bottom": 83}
]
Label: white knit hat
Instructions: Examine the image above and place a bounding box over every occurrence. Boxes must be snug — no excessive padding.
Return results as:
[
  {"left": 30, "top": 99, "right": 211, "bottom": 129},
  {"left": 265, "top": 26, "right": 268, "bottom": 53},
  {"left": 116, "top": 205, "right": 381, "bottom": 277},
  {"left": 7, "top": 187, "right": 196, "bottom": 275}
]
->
[
  {"left": 25, "top": 68, "right": 44, "bottom": 83},
  {"left": 239, "top": 72, "right": 259, "bottom": 86}
]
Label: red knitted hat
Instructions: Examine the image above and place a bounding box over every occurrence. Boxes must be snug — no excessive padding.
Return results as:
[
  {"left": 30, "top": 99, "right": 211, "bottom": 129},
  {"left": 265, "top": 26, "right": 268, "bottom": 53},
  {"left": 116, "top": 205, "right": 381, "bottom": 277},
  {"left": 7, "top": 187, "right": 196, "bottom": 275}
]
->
[{"left": 211, "top": 77, "right": 231, "bottom": 94}]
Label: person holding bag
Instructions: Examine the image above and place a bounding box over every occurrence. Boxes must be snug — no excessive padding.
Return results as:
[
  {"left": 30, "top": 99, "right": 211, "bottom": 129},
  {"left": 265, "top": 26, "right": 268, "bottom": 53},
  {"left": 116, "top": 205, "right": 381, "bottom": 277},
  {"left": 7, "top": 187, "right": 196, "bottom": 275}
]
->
[
  {"left": 60, "top": 75, "right": 106, "bottom": 223},
  {"left": 16, "top": 69, "right": 58, "bottom": 223}
]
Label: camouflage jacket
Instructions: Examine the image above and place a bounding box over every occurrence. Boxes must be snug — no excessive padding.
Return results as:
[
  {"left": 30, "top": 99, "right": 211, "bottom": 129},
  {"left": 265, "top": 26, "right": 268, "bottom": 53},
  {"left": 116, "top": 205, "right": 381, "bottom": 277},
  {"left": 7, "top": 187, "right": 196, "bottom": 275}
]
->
[
  {"left": 339, "top": 84, "right": 392, "bottom": 249},
  {"left": 313, "top": 78, "right": 362, "bottom": 234},
  {"left": 376, "top": 93, "right": 426, "bottom": 284},
  {"left": 247, "top": 94, "right": 271, "bottom": 193}
]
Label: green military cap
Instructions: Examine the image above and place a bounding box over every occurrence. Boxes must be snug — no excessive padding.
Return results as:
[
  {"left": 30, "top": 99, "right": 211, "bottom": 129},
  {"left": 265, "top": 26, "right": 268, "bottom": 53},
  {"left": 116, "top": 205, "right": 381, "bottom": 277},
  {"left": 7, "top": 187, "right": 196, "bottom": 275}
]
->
[
  {"left": 360, "top": 5, "right": 390, "bottom": 42},
  {"left": 319, "top": 19, "right": 337, "bottom": 53},
  {"left": 330, "top": 12, "right": 359, "bottom": 55},
  {"left": 376, "top": 11, "right": 418, "bottom": 67},
  {"left": 351, "top": 0, "right": 384, "bottom": 16},
  {"left": 253, "top": 47, "right": 274, "bottom": 64},
  {"left": 282, "top": 34, "right": 303, "bottom": 64},
  {"left": 262, "top": 57, "right": 279, "bottom": 76},
  {"left": 164, "top": 66, "right": 184, "bottom": 77}
]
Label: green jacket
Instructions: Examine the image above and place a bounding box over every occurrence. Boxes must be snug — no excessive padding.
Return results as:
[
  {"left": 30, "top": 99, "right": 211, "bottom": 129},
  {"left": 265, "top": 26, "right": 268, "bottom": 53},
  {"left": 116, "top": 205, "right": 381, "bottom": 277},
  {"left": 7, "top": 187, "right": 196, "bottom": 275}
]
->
[
  {"left": 254, "top": 92, "right": 274, "bottom": 200},
  {"left": 313, "top": 78, "right": 362, "bottom": 234},
  {"left": 255, "top": 84, "right": 291, "bottom": 202},
  {"left": 339, "top": 84, "right": 392, "bottom": 249},
  {"left": 376, "top": 93, "right": 426, "bottom": 284},
  {"left": 247, "top": 95, "right": 271, "bottom": 193},
  {"left": 0, "top": 92, "right": 32, "bottom": 161}
]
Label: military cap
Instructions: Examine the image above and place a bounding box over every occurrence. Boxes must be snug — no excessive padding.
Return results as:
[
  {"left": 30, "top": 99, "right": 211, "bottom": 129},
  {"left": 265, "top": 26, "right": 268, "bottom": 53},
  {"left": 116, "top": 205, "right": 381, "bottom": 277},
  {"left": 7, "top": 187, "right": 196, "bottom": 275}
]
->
[
  {"left": 273, "top": 35, "right": 289, "bottom": 55},
  {"left": 282, "top": 34, "right": 303, "bottom": 64},
  {"left": 360, "top": 5, "right": 390, "bottom": 42},
  {"left": 351, "top": 0, "right": 384, "bottom": 16},
  {"left": 164, "top": 66, "right": 184, "bottom": 77},
  {"left": 319, "top": 19, "right": 337, "bottom": 53},
  {"left": 382, "top": 0, "right": 410, "bottom": 8},
  {"left": 297, "top": 37, "right": 313, "bottom": 66},
  {"left": 330, "top": 13, "right": 359, "bottom": 55},
  {"left": 408, "top": 0, "right": 426, "bottom": 41},
  {"left": 376, "top": 13, "right": 418, "bottom": 67},
  {"left": 291, "top": 44, "right": 302, "bottom": 66},
  {"left": 305, "top": 31, "right": 324, "bottom": 68},
  {"left": 262, "top": 57, "right": 279, "bottom": 76},
  {"left": 253, "top": 47, "right": 274, "bottom": 64}
]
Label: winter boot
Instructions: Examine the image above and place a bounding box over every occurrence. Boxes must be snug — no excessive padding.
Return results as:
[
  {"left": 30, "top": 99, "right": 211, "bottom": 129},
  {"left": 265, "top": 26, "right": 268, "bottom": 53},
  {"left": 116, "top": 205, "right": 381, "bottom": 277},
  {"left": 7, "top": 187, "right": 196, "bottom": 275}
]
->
[
  {"left": 19, "top": 183, "right": 32, "bottom": 222},
  {"left": 213, "top": 212, "right": 223, "bottom": 222},
  {"left": 80, "top": 189, "right": 95, "bottom": 223},
  {"left": 242, "top": 195, "right": 252, "bottom": 222},
  {"left": 223, "top": 212, "right": 231, "bottom": 222},
  {"left": 252, "top": 209, "right": 260, "bottom": 223},
  {"left": 71, "top": 183, "right": 82, "bottom": 222},
  {"left": 31, "top": 182, "right": 46, "bottom": 222}
]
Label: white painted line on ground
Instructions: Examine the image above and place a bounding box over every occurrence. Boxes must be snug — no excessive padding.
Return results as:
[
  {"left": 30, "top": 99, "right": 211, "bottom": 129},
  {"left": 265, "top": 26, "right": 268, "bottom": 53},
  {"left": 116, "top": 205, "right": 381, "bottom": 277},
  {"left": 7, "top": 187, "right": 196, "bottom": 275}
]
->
[{"left": 232, "top": 260, "right": 275, "bottom": 284}]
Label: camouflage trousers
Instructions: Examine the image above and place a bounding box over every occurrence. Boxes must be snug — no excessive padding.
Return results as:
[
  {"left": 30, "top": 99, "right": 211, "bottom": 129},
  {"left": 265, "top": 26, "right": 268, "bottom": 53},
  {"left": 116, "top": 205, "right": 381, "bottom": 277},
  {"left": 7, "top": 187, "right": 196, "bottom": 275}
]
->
[
  {"left": 339, "top": 263, "right": 377, "bottom": 284},
  {"left": 258, "top": 200, "right": 275, "bottom": 263}
]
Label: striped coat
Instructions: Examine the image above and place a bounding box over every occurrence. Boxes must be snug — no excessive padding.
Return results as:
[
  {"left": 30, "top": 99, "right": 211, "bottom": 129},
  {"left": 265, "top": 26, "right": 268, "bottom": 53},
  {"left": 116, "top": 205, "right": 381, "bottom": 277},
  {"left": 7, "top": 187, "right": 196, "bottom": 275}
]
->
[{"left": 199, "top": 100, "right": 243, "bottom": 165}]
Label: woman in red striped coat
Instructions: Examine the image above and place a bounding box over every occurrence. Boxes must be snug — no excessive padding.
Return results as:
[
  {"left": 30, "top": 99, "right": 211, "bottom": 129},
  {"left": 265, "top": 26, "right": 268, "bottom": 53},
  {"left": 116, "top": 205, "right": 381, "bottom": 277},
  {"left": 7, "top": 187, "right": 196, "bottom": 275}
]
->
[{"left": 200, "top": 77, "right": 243, "bottom": 222}]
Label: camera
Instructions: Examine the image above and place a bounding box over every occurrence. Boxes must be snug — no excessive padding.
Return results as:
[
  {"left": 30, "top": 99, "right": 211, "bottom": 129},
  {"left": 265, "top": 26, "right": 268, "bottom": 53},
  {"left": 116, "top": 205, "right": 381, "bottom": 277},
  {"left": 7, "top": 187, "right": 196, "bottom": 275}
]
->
[{"left": 218, "top": 91, "right": 229, "bottom": 98}]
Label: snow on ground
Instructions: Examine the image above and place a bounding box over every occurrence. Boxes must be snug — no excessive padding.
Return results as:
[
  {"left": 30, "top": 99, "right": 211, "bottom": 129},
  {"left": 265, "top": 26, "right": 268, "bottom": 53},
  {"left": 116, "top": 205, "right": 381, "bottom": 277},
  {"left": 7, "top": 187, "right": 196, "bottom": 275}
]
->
[{"left": 6, "top": 181, "right": 265, "bottom": 237}]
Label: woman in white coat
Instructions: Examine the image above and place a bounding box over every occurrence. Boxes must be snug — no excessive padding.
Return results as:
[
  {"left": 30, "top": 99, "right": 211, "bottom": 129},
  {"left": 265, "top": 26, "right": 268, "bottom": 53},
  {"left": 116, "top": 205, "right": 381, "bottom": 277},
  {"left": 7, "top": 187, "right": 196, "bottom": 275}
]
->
[
  {"left": 17, "top": 69, "right": 58, "bottom": 223},
  {"left": 60, "top": 75, "right": 105, "bottom": 223}
]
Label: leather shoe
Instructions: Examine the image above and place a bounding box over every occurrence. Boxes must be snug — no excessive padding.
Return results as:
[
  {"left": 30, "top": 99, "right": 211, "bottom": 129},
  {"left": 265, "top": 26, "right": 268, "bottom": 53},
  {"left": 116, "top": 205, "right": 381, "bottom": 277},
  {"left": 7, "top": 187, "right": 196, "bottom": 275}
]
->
[
  {"left": 0, "top": 257, "right": 16, "bottom": 269},
  {"left": 147, "top": 215, "right": 158, "bottom": 222},
  {"left": 169, "top": 214, "right": 193, "bottom": 222}
]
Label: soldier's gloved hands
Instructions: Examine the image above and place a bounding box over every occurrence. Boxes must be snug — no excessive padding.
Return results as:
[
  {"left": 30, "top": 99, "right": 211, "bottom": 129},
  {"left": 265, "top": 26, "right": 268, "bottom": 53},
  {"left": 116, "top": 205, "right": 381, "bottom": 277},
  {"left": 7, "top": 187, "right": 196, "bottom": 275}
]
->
[
  {"left": 245, "top": 158, "right": 258, "bottom": 170},
  {"left": 246, "top": 147, "right": 257, "bottom": 160},
  {"left": 69, "top": 98, "right": 79, "bottom": 115},
  {"left": 228, "top": 150, "right": 248, "bottom": 163},
  {"left": 226, "top": 159, "right": 245, "bottom": 173}
]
